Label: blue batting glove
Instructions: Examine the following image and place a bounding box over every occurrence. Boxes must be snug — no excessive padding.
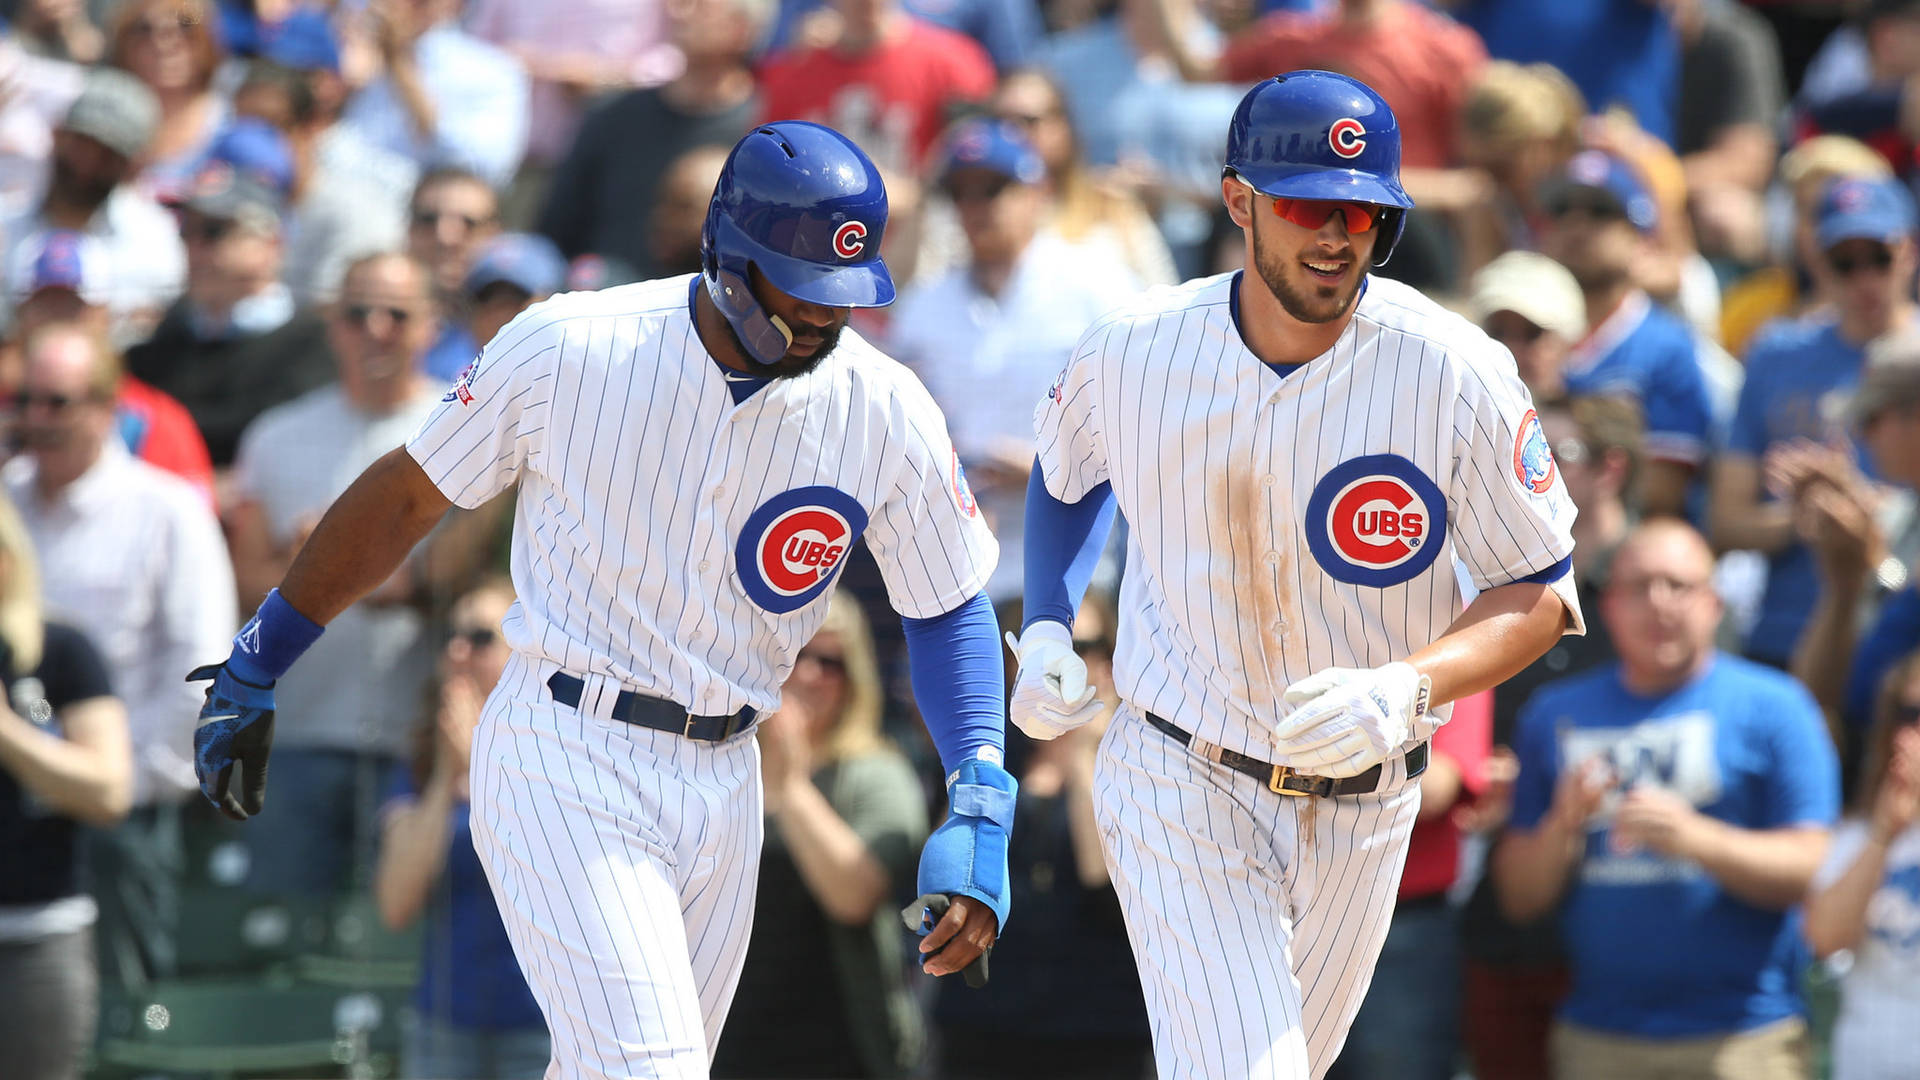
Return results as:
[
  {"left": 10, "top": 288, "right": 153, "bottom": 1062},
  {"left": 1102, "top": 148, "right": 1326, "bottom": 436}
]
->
[
  {"left": 187, "top": 658, "right": 277, "bottom": 821},
  {"left": 912, "top": 756, "right": 1017, "bottom": 932}
]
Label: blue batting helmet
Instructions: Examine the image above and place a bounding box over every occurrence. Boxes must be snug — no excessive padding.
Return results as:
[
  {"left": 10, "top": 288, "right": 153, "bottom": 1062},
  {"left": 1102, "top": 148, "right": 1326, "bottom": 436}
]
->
[
  {"left": 1224, "top": 71, "right": 1415, "bottom": 265},
  {"left": 701, "top": 122, "right": 895, "bottom": 366}
]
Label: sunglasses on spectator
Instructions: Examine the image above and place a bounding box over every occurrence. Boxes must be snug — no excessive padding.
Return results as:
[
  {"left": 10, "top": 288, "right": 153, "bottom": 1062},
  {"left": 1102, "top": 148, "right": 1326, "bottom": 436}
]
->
[
  {"left": 1829, "top": 246, "right": 1895, "bottom": 278},
  {"left": 182, "top": 218, "right": 235, "bottom": 244},
  {"left": 1547, "top": 194, "right": 1627, "bottom": 224},
  {"left": 343, "top": 303, "right": 417, "bottom": 328},
  {"left": 798, "top": 650, "right": 847, "bottom": 675},
  {"left": 127, "top": 12, "right": 197, "bottom": 38},
  {"left": 411, "top": 209, "right": 492, "bottom": 231},
  {"left": 450, "top": 626, "right": 498, "bottom": 649},
  {"left": 5, "top": 391, "right": 101, "bottom": 412},
  {"left": 945, "top": 175, "right": 1016, "bottom": 205}
]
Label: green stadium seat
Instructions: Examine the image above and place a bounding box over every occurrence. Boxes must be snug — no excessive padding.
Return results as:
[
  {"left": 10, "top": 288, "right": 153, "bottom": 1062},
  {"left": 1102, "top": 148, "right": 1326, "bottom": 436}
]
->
[{"left": 94, "top": 977, "right": 406, "bottom": 1078}]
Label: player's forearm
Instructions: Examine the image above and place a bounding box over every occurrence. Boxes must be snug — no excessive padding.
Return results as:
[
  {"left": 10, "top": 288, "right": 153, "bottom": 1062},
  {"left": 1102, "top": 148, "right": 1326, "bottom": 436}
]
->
[
  {"left": 279, "top": 448, "right": 454, "bottom": 626},
  {"left": 1689, "top": 822, "right": 1830, "bottom": 911},
  {"left": 1492, "top": 823, "right": 1582, "bottom": 922},
  {"left": 772, "top": 779, "right": 892, "bottom": 925},
  {"left": 1406, "top": 582, "right": 1566, "bottom": 707},
  {"left": 1805, "top": 835, "right": 1892, "bottom": 957}
]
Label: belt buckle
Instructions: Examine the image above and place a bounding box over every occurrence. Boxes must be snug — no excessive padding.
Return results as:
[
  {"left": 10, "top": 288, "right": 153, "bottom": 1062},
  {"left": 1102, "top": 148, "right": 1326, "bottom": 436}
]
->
[
  {"left": 683, "top": 713, "right": 701, "bottom": 739},
  {"left": 1268, "top": 764, "right": 1309, "bottom": 796}
]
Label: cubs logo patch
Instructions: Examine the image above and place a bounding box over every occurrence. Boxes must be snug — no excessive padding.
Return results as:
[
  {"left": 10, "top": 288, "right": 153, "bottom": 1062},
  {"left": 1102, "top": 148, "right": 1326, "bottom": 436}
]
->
[
  {"left": 1304, "top": 454, "right": 1447, "bottom": 587},
  {"left": 735, "top": 486, "right": 870, "bottom": 613},
  {"left": 443, "top": 354, "right": 480, "bottom": 405},
  {"left": 1046, "top": 367, "right": 1067, "bottom": 405},
  {"left": 1514, "top": 409, "right": 1556, "bottom": 495},
  {"left": 832, "top": 220, "right": 868, "bottom": 260},
  {"left": 1329, "top": 118, "right": 1367, "bottom": 159},
  {"left": 951, "top": 451, "right": 978, "bottom": 518}
]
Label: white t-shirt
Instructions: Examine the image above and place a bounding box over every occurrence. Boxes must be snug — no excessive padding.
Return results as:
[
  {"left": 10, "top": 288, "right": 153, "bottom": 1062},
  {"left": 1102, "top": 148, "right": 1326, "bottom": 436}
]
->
[{"left": 1813, "top": 818, "right": 1920, "bottom": 1080}]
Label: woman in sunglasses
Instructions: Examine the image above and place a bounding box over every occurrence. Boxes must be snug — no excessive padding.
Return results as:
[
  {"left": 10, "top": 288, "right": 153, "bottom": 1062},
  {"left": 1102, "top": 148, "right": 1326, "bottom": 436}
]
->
[
  {"left": 1805, "top": 649, "right": 1920, "bottom": 1080},
  {"left": 373, "top": 577, "right": 550, "bottom": 1080},
  {"left": 711, "top": 598, "right": 930, "bottom": 1079}
]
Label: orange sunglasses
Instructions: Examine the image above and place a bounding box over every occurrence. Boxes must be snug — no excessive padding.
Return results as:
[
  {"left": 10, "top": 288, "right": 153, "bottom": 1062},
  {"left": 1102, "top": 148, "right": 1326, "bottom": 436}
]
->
[{"left": 1236, "top": 177, "right": 1380, "bottom": 233}]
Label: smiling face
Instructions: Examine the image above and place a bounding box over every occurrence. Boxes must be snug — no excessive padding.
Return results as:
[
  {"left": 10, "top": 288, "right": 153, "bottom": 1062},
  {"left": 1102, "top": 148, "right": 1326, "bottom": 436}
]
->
[{"left": 1242, "top": 185, "right": 1380, "bottom": 326}]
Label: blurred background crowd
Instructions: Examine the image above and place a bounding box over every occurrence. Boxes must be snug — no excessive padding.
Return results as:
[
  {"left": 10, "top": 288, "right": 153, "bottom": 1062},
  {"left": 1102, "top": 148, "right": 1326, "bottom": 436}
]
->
[{"left": 2, "top": 0, "right": 1920, "bottom": 1077}]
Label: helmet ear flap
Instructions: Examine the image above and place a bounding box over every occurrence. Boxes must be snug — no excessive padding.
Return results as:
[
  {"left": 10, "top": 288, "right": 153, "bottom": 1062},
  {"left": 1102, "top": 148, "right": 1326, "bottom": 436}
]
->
[
  {"left": 705, "top": 262, "right": 794, "bottom": 366},
  {"left": 1371, "top": 207, "right": 1408, "bottom": 267}
]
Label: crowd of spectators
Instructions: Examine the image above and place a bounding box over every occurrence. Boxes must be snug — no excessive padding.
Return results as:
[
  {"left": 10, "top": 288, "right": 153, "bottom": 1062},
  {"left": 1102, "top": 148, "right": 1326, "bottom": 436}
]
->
[{"left": 2, "top": 0, "right": 1920, "bottom": 1078}]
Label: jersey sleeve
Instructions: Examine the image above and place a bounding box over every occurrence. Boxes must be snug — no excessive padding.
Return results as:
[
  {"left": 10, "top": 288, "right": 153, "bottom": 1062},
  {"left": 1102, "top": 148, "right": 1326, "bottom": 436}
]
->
[
  {"left": 1642, "top": 334, "right": 1713, "bottom": 465},
  {"left": 404, "top": 309, "right": 557, "bottom": 509},
  {"left": 1449, "top": 351, "right": 1585, "bottom": 634},
  {"left": 1032, "top": 318, "right": 1114, "bottom": 503},
  {"left": 864, "top": 380, "right": 1000, "bottom": 620}
]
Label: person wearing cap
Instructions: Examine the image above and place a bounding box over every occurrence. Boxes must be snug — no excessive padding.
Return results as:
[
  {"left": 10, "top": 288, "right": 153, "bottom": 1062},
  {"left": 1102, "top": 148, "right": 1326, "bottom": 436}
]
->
[
  {"left": 887, "top": 117, "right": 1140, "bottom": 604},
  {"left": 421, "top": 232, "right": 567, "bottom": 383},
  {"left": 5, "top": 229, "right": 214, "bottom": 504},
  {"left": 1, "top": 67, "right": 186, "bottom": 347},
  {"left": 1712, "top": 176, "right": 1920, "bottom": 671},
  {"left": 1539, "top": 148, "right": 1713, "bottom": 520},
  {"left": 124, "top": 154, "right": 334, "bottom": 470},
  {"left": 1469, "top": 250, "right": 1588, "bottom": 403},
  {"left": 1794, "top": 330, "right": 1920, "bottom": 785}
]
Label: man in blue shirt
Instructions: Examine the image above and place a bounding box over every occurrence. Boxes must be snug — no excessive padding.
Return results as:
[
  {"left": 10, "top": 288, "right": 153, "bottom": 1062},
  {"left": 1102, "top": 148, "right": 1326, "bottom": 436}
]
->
[
  {"left": 1495, "top": 519, "right": 1839, "bottom": 1080},
  {"left": 1540, "top": 150, "right": 1713, "bottom": 519},
  {"left": 1711, "top": 175, "right": 1918, "bottom": 666}
]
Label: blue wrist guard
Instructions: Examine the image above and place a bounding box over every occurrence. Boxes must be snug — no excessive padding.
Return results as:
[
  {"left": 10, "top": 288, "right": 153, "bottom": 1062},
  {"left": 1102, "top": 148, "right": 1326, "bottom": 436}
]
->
[
  {"left": 915, "top": 756, "right": 1018, "bottom": 934},
  {"left": 230, "top": 588, "right": 325, "bottom": 683}
]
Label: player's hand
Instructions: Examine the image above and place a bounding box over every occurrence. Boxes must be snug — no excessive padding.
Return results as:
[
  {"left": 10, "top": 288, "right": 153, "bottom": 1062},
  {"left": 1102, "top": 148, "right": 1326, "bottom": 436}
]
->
[
  {"left": 909, "top": 756, "right": 1017, "bottom": 985},
  {"left": 1272, "top": 662, "right": 1431, "bottom": 778},
  {"left": 902, "top": 893, "right": 998, "bottom": 985},
  {"left": 187, "top": 659, "right": 277, "bottom": 822},
  {"left": 1006, "top": 622, "right": 1102, "bottom": 741}
]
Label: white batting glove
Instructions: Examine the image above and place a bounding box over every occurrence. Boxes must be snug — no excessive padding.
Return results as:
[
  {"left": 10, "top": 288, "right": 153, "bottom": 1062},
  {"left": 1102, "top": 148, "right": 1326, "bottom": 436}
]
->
[
  {"left": 1271, "top": 662, "right": 1432, "bottom": 778},
  {"left": 1005, "top": 621, "right": 1102, "bottom": 741}
]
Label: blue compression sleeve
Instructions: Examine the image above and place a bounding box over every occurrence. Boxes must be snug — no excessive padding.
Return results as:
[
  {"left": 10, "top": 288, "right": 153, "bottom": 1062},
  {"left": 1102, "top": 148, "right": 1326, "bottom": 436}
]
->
[
  {"left": 901, "top": 591, "right": 1007, "bottom": 775},
  {"left": 1021, "top": 462, "right": 1117, "bottom": 631}
]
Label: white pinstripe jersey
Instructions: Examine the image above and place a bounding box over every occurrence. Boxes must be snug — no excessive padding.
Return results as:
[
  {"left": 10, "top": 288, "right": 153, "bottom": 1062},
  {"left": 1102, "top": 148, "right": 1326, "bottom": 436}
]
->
[
  {"left": 406, "top": 274, "right": 997, "bottom": 716},
  {"left": 1035, "top": 272, "right": 1584, "bottom": 761}
]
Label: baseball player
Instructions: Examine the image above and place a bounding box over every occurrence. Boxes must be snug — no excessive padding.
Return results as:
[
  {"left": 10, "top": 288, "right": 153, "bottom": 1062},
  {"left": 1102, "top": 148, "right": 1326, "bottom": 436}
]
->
[
  {"left": 1007, "top": 71, "right": 1585, "bottom": 1080},
  {"left": 184, "top": 122, "right": 1017, "bottom": 1078}
]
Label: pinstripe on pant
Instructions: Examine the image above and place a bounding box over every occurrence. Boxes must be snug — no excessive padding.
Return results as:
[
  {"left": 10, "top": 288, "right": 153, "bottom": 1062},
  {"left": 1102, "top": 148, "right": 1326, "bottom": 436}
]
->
[
  {"left": 469, "top": 653, "right": 764, "bottom": 1080},
  {"left": 1094, "top": 704, "right": 1423, "bottom": 1080}
]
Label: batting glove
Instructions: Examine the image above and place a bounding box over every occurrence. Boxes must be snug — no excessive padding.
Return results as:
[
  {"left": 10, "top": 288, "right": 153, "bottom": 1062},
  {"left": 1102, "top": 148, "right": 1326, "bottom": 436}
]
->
[
  {"left": 909, "top": 756, "right": 1018, "bottom": 978},
  {"left": 1271, "top": 662, "right": 1433, "bottom": 779},
  {"left": 187, "top": 659, "right": 277, "bottom": 821},
  {"left": 1005, "top": 621, "right": 1102, "bottom": 741}
]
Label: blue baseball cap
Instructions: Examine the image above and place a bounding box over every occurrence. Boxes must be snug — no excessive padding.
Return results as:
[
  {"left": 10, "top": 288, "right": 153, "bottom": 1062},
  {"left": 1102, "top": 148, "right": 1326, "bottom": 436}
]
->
[
  {"left": 466, "top": 233, "right": 567, "bottom": 298},
  {"left": 1545, "top": 150, "right": 1658, "bottom": 233},
  {"left": 1816, "top": 176, "right": 1917, "bottom": 250},
  {"left": 260, "top": 8, "right": 341, "bottom": 73},
  {"left": 936, "top": 118, "right": 1045, "bottom": 188},
  {"left": 202, "top": 118, "right": 295, "bottom": 200},
  {"left": 7, "top": 229, "right": 112, "bottom": 305}
]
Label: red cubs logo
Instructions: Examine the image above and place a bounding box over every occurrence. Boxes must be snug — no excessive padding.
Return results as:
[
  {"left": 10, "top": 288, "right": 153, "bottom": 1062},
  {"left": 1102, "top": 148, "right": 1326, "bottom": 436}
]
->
[
  {"left": 1329, "top": 118, "right": 1367, "bottom": 159},
  {"left": 1305, "top": 455, "right": 1447, "bottom": 587},
  {"left": 736, "top": 486, "right": 871, "bottom": 613},
  {"left": 832, "top": 220, "right": 868, "bottom": 260},
  {"left": 758, "top": 507, "right": 852, "bottom": 595},
  {"left": 1328, "top": 476, "right": 1426, "bottom": 568}
]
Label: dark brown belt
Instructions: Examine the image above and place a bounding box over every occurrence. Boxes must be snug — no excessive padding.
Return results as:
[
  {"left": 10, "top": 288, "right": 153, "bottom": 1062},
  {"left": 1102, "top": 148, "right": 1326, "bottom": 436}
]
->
[{"left": 1144, "top": 711, "right": 1428, "bottom": 797}]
